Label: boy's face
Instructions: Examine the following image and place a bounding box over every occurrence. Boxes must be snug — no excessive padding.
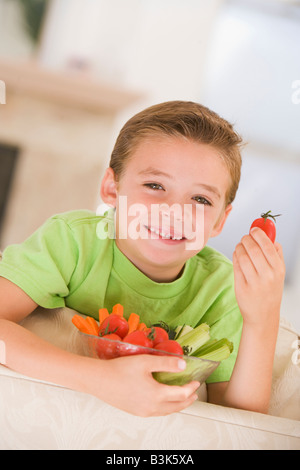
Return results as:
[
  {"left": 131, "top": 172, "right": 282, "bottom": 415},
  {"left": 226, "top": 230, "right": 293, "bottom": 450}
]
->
[{"left": 101, "top": 136, "right": 232, "bottom": 282}]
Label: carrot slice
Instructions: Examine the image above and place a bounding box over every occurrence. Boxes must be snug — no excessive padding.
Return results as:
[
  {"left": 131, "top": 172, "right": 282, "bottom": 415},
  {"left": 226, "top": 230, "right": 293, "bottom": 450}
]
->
[
  {"left": 86, "top": 316, "right": 100, "bottom": 336},
  {"left": 99, "top": 308, "right": 110, "bottom": 324},
  {"left": 72, "top": 315, "right": 94, "bottom": 335},
  {"left": 127, "top": 312, "right": 140, "bottom": 334},
  {"left": 112, "top": 303, "right": 124, "bottom": 317},
  {"left": 137, "top": 322, "right": 147, "bottom": 331}
]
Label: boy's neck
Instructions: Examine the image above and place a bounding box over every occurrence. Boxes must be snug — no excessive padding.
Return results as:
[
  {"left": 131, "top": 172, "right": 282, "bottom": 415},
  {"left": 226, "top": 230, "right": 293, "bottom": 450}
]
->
[
  {"left": 115, "top": 239, "right": 185, "bottom": 283},
  {"left": 142, "top": 264, "right": 186, "bottom": 284}
]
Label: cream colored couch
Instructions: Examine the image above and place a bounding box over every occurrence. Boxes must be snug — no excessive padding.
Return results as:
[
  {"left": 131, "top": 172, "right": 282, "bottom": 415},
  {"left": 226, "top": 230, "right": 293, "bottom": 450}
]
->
[{"left": 0, "top": 307, "right": 299, "bottom": 450}]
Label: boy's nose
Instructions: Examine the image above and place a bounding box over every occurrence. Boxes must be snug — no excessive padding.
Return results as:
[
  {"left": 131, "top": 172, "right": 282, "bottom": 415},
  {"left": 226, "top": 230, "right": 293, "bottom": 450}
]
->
[{"left": 156, "top": 203, "right": 184, "bottom": 225}]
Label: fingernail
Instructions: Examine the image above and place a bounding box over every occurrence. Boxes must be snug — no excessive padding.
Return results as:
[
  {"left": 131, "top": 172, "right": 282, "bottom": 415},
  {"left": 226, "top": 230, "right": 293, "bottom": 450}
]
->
[{"left": 178, "top": 359, "right": 186, "bottom": 370}]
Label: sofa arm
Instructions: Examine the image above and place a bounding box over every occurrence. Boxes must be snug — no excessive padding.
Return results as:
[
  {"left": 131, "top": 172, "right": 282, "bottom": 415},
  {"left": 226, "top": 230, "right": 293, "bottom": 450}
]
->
[
  {"left": 0, "top": 363, "right": 299, "bottom": 450},
  {"left": 0, "top": 306, "right": 299, "bottom": 450}
]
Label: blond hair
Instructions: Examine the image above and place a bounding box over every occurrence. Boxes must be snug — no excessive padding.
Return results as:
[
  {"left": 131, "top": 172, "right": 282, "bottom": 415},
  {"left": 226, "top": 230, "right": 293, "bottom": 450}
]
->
[{"left": 110, "top": 101, "right": 243, "bottom": 205}]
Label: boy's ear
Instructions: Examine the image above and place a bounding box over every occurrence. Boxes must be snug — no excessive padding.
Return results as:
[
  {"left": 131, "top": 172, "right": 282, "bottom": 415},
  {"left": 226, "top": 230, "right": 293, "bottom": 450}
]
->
[
  {"left": 100, "top": 167, "right": 118, "bottom": 207},
  {"left": 211, "top": 204, "right": 232, "bottom": 238}
]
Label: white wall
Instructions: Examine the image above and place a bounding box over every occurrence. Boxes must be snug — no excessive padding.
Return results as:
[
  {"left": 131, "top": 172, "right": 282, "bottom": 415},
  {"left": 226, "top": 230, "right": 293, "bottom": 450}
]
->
[
  {"left": 38, "top": 0, "right": 223, "bottom": 99},
  {"left": 198, "top": 0, "right": 300, "bottom": 330},
  {"left": 38, "top": 0, "right": 224, "bottom": 165}
]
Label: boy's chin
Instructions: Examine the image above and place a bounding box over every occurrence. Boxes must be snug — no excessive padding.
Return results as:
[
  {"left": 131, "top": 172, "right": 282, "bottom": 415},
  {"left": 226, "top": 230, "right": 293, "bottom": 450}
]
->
[
  {"left": 136, "top": 238, "right": 198, "bottom": 265},
  {"left": 117, "top": 238, "right": 203, "bottom": 282}
]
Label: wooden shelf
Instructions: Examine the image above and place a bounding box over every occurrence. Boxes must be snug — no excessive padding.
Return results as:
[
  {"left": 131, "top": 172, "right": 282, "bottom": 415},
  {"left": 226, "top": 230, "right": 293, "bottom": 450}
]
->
[{"left": 0, "top": 58, "right": 142, "bottom": 113}]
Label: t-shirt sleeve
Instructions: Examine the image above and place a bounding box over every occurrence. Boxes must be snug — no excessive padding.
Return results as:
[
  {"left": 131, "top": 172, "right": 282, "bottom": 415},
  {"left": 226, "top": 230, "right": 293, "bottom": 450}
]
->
[{"left": 0, "top": 216, "right": 78, "bottom": 308}]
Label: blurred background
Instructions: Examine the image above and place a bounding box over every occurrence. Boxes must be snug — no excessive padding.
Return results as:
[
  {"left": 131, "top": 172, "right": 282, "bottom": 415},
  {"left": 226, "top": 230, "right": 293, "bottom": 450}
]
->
[{"left": 0, "top": 0, "right": 299, "bottom": 330}]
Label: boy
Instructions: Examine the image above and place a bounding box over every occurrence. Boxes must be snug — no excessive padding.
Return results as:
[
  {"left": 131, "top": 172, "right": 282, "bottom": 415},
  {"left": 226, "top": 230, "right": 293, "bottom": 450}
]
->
[{"left": 0, "top": 101, "right": 285, "bottom": 417}]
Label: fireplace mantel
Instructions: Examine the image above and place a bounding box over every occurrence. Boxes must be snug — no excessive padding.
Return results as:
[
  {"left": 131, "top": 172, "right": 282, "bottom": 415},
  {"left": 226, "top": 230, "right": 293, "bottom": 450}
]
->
[
  {"left": 0, "top": 59, "right": 142, "bottom": 248},
  {"left": 0, "top": 58, "right": 142, "bottom": 113}
]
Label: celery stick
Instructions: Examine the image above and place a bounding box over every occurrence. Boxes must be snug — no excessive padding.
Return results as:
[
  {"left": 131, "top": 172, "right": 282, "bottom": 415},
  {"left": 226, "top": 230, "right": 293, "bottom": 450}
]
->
[
  {"left": 175, "top": 324, "right": 193, "bottom": 339},
  {"left": 176, "top": 323, "right": 210, "bottom": 354},
  {"left": 193, "top": 339, "right": 219, "bottom": 356},
  {"left": 198, "top": 344, "right": 231, "bottom": 362},
  {"left": 194, "top": 338, "right": 233, "bottom": 362}
]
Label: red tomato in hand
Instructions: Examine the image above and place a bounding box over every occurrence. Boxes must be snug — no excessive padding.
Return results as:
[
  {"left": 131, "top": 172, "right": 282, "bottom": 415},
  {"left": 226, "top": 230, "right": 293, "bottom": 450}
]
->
[
  {"left": 153, "top": 340, "right": 184, "bottom": 356},
  {"left": 250, "top": 211, "right": 281, "bottom": 243},
  {"left": 145, "top": 326, "right": 169, "bottom": 346},
  {"left": 99, "top": 314, "right": 129, "bottom": 339}
]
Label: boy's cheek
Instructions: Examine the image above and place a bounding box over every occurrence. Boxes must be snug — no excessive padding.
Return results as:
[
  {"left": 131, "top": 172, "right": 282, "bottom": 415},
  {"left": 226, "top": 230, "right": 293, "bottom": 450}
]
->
[
  {"left": 184, "top": 238, "right": 205, "bottom": 252},
  {"left": 210, "top": 204, "right": 232, "bottom": 238}
]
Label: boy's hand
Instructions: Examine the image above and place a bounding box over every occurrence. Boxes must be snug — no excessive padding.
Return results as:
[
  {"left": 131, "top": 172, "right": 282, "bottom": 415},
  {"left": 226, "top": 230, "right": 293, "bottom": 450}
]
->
[
  {"left": 232, "top": 227, "right": 285, "bottom": 328},
  {"left": 219, "top": 227, "right": 286, "bottom": 413},
  {"left": 90, "top": 354, "right": 200, "bottom": 417}
]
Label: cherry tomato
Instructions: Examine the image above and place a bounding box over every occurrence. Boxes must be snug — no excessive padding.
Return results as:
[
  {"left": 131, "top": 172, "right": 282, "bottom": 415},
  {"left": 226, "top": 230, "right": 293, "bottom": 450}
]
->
[
  {"left": 119, "top": 330, "right": 154, "bottom": 356},
  {"left": 95, "top": 333, "right": 122, "bottom": 359},
  {"left": 123, "top": 330, "right": 153, "bottom": 349},
  {"left": 99, "top": 314, "right": 129, "bottom": 339},
  {"left": 145, "top": 326, "right": 169, "bottom": 346},
  {"left": 153, "top": 340, "right": 184, "bottom": 356},
  {"left": 250, "top": 210, "right": 281, "bottom": 243},
  {"left": 101, "top": 333, "right": 122, "bottom": 341}
]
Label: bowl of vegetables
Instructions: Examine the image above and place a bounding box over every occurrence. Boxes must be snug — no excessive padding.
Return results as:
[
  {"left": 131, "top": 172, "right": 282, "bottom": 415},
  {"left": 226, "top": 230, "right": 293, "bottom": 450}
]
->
[{"left": 72, "top": 303, "right": 233, "bottom": 386}]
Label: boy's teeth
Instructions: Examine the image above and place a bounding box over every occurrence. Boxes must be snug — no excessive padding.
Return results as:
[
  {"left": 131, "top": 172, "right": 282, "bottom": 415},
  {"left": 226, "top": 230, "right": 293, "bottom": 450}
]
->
[
  {"left": 148, "top": 226, "right": 182, "bottom": 240},
  {"left": 148, "top": 227, "right": 160, "bottom": 236}
]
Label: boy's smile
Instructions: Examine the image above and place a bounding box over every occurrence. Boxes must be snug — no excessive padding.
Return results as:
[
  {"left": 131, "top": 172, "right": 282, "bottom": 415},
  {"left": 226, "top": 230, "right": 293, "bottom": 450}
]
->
[{"left": 101, "top": 136, "right": 232, "bottom": 282}]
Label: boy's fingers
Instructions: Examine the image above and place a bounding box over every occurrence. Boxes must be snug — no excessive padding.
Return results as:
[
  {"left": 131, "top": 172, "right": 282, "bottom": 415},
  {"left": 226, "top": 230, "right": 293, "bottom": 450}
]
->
[
  {"left": 161, "top": 381, "right": 200, "bottom": 403},
  {"left": 157, "top": 393, "right": 199, "bottom": 416},
  {"left": 274, "top": 242, "right": 284, "bottom": 260},
  {"left": 232, "top": 250, "right": 247, "bottom": 284},
  {"left": 249, "top": 228, "right": 281, "bottom": 268},
  {"left": 140, "top": 355, "right": 201, "bottom": 400},
  {"left": 241, "top": 233, "right": 272, "bottom": 275},
  {"left": 150, "top": 395, "right": 197, "bottom": 416},
  {"left": 142, "top": 354, "right": 187, "bottom": 373},
  {"left": 234, "top": 241, "right": 257, "bottom": 282}
]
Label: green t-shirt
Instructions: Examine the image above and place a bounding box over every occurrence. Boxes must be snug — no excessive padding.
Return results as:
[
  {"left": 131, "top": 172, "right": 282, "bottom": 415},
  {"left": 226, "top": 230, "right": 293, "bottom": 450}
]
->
[{"left": 0, "top": 210, "right": 243, "bottom": 383}]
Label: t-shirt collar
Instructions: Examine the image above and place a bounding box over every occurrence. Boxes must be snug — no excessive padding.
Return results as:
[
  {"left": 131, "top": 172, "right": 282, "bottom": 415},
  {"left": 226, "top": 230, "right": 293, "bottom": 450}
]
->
[{"left": 112, "top": 241, "right": 195, "bottom": 299}]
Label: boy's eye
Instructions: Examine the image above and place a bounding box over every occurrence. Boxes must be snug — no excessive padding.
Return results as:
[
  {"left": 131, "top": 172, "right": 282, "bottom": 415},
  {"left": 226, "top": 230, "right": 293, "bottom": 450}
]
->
[
  {"left": 192, "top": 196, "right": 212, "bottom": 206},
  {"left": 144, "top": 183, "right": 164, "bottom": 190}
]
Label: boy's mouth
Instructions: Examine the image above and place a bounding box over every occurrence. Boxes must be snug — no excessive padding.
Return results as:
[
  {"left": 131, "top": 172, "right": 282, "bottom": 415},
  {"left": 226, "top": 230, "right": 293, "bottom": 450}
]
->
[{"left": 145, "top": 225, "right": 186, "bottom": 242}]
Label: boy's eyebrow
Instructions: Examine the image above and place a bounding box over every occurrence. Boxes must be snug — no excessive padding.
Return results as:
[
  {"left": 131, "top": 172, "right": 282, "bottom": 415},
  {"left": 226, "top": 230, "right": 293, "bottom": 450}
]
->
[
  {"left": 138, "top": 168, "right": 172, "bottom": 179},
  {"left": 196, "top": 183, "right": 221, "bottom": 199},
  {"left": 138, "top": 167, "right": 221, "bottom": 199}
]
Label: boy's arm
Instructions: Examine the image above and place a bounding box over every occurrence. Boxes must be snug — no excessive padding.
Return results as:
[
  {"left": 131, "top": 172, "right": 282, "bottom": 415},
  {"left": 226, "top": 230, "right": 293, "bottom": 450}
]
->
[
  {"left": 207, "top": 227, "right": 285, "bottom": 413},
  {"left": 0, "top": 277, "right": 199, "bottom": 417}
]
